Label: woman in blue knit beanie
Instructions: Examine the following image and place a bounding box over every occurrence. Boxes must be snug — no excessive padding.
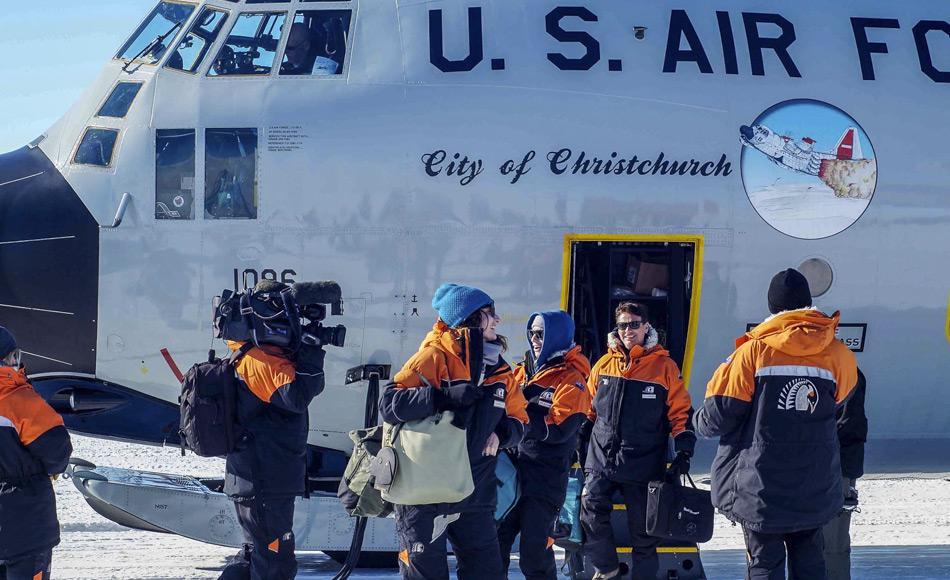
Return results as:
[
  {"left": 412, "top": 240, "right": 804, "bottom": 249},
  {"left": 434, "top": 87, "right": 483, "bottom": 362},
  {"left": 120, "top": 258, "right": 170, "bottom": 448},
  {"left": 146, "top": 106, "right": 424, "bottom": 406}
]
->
[{"left": 379, "top": 284, "right": 529, "bottom": 579}]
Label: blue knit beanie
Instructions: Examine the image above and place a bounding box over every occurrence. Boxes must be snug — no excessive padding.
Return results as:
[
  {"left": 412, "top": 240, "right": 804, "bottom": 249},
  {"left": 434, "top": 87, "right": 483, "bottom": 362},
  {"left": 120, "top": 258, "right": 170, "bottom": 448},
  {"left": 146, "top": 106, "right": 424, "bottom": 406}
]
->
[
  {"left": 431, "top": 284, "right": 493, "bottom": 328},
  {"left": 0, "top": 326, "right": 17, "bottom": 360}
]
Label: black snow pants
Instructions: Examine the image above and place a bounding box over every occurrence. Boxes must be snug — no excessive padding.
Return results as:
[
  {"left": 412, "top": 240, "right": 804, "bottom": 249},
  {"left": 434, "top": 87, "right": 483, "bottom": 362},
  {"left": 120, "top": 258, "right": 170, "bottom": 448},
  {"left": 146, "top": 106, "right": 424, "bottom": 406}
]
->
[
  {"left": 0, "top": 549, "right": 51, "bottom": 580},
  {"left": 497, "top": 495, "right": 562, "bottom": 580},
  {"left": 580, "top": 472, "right": 660, "bottom": 580},
  {"left": 743, "top": 526, "right": 826, "bottom": 580},
  {"left": 395, "top": 504, "right": 504, "bottom": 580},
  {"left": 219, "top": 497, "right": 296, "bottom": 580}
]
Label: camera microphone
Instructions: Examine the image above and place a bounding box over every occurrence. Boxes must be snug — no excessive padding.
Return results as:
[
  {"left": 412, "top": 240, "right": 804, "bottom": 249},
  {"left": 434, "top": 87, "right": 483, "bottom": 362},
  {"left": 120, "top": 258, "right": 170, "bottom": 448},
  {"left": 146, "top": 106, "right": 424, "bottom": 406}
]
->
[{"left": 292, "top": 281, "right": 342, "bottom": 306}]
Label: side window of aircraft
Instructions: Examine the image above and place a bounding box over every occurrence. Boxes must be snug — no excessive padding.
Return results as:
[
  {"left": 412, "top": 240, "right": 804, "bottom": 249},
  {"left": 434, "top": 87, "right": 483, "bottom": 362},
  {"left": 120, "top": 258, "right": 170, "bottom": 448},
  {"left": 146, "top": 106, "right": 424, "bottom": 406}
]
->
[
  {"left": 156, "top": 130, "right": 196, "bottom": 220},
  {"left": 279, "top": 10, "right": 352, "bottom": 76},
  {"left": 208, "top": 12, "right": 287, "bottom": 77},
  {"left": 116, "top": 2, "right": 195, "bottom": 66},
  {"left": 97, "top": 83, "right": 143, "bottom": 118},
  {"left": 73, "top": 128, "right": 119, "bottom": 167},
  {"left": 205, "top": 129, "right": 258, "bottom": 220},
  {"left": 166, "top": 8, "right": 229, "bottom": 73}
]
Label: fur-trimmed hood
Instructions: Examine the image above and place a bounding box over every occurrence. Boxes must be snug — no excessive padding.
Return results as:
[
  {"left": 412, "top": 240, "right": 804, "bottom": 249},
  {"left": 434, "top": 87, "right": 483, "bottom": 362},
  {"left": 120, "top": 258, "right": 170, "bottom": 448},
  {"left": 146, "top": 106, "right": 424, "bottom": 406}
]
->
[{"left": 607, "top": 325, "right": 659, "bottom": 352}]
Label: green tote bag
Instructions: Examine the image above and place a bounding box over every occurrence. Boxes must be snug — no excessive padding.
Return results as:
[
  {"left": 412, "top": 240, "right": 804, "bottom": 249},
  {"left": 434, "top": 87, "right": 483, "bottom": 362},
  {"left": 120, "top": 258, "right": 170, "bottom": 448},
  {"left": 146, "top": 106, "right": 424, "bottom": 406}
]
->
[{"left": 378, "top": 410, "right": 474, "bottom": 505}]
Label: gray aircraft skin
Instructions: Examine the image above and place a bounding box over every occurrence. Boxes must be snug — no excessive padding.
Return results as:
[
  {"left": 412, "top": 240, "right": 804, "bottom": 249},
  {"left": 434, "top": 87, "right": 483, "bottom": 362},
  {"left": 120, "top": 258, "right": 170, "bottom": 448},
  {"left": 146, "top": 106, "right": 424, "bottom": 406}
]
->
[{"left": 0, "top": 1, "right": 948, "bottom": 478}]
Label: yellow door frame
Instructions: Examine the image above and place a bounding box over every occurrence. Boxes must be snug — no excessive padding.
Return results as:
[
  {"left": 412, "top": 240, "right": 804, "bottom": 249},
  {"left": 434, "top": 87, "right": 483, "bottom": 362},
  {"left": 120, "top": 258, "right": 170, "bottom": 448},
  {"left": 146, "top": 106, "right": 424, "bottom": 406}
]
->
[{"left": 560, "top": 233, "right": 705, "bottom": 388}]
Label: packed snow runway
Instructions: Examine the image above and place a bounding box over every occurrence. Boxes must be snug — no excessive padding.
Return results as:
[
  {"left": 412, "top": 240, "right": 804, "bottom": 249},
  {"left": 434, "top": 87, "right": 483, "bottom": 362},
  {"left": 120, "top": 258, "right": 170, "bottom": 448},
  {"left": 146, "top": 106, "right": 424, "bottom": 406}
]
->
[{"left": 54, "top": 436, "right": 950, "bottom": 579}]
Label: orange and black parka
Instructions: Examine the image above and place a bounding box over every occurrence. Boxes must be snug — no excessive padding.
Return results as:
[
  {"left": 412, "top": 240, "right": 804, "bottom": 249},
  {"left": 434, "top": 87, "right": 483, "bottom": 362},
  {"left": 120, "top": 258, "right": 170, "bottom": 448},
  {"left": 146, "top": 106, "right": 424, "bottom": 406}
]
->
[
  {"left": 0, "top": 365, "right": 72, "bottom": 560},
  {"left": 379, "top": 320, "right": 528, "bottom": 513},
  {"left": 513, "top": 311, "right": 592, "bottom": 505},
  {"left": 585, "top": 327, "right": 693, "bottom": 484},
  {"left": 695, "top": 308, "right": 858, "bottom": 534},
  {"left": 224, "top": 341, "right": 325, "bottom": 499}
]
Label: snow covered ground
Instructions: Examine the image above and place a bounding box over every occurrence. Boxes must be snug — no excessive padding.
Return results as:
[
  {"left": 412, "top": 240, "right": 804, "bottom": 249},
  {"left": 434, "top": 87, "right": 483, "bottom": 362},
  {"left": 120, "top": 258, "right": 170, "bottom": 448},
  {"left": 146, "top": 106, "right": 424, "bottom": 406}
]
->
[{"left": 51, "top": 436, "right": 950, "bottom": 579}]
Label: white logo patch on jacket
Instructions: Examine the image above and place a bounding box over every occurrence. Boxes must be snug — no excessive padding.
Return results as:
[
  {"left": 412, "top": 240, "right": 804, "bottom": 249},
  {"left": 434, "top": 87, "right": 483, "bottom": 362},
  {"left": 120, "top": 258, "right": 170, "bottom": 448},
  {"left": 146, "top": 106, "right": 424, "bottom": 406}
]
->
[
  {"left": 642, "top": 385, "right": 657, "bottom": 399},
  {"left": 538, "top": 389, "right": 555, "bottom": 409},
  {"left": 778, "top": 378, "right": 819, "bottom": 413},
  {"left": 493, "top": 386, "right": 507, "bottom": 408}
]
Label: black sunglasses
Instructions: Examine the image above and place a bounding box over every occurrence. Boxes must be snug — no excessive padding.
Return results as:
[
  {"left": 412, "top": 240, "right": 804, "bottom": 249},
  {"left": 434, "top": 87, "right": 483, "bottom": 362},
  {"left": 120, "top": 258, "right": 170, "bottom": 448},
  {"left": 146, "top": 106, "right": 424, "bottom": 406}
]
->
[
  {"left": 528, "top": 329, "right": 544, "bottom": 340},
  {"left": 617, "top": 321, "right": 645, "bottom": 331}
]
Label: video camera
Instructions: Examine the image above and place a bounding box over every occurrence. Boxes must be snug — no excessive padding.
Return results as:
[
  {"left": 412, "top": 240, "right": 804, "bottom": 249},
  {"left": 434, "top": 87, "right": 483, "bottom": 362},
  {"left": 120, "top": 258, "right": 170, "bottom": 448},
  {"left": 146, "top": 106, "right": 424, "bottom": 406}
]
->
[{"left": 213, "top": 281, "right": 346, "bottom": 350}]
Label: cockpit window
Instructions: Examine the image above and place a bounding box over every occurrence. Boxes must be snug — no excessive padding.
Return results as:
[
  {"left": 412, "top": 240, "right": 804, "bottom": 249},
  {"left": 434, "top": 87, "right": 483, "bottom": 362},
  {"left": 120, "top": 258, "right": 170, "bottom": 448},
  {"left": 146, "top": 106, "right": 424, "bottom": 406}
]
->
[
  {"left": 156, "top": 130, "right": 196, "bottom": 220},
  {"left": 97, "top": 83, "right": 143, "bottom": 118},
  {"left": 74, "top": 128, "right": 119, "bottom": 167},
  {"left": 279, "top": 11, "right": 351, "bottom": 76},
  {"left": 166, "top": 7, "right": 229, "bottom": 73},
  {"left": 205, "top": 129, "right": 258, "bottom": 220},
  {"left": 209, "top": 12, "right": 286, "bottom": 77},
  {"left": 116, "top": 2, "right": 195, "bottom": 66}
]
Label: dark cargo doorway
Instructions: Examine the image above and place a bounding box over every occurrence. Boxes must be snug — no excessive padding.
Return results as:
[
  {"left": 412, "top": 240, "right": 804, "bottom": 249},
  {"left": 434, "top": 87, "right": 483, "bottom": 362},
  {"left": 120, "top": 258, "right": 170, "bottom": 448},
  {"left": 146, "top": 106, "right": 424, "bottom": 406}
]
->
[{"left": 564, "top": 236, "right": 701, "bottom": 372}]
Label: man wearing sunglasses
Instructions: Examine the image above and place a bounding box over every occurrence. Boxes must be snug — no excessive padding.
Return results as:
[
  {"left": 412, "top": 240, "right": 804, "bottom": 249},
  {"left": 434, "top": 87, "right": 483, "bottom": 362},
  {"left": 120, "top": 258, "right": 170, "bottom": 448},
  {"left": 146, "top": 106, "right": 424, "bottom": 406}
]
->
[{"left": 580, "top": 303, "right": 694, "bottom": 580}]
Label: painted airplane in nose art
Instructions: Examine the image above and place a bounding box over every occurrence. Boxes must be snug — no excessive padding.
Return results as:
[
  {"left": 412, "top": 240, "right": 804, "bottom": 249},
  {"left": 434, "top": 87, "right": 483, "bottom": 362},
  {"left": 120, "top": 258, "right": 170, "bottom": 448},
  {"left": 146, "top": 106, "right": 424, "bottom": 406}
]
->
[{"left": 739, "top": 124, "right": 863, "bottom": 177}]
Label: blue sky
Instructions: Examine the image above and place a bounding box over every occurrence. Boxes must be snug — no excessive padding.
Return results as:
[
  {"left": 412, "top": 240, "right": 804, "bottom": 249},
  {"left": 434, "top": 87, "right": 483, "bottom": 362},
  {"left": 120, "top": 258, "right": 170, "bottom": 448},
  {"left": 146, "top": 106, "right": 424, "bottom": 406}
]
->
[
  {"left": 0, "top": 1, "right": 155, "bottom": 153},
  {"left": 741, "top": 100, "right": 876, "bottom": 192}
]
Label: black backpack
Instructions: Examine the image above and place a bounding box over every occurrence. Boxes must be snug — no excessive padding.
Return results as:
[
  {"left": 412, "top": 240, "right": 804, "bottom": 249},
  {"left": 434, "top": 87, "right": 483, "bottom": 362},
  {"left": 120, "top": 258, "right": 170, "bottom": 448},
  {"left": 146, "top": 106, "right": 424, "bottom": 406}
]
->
[{"left": 179, "top": 343, "right": 254, "bottom": 457}]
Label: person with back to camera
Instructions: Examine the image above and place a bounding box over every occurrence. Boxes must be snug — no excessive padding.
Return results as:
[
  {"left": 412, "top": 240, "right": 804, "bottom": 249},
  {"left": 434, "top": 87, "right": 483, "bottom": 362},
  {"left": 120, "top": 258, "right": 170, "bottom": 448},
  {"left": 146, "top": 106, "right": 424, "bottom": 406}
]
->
[
  {"left": 0, "top": 326, "right": 72, "bottom": 580},
  {"left": 379, "top": 283, "right": 528, "bottom": 579},
  {"left": 580, "top": 302, "right": 695, "bottom": 580},
  {"left": 218, "top": 281, "right": 327, "bottom": 580},
  {"left": 694, "top": 268, "right": 858, "bottom": 580},
  {"left": 497, "top": 310, "right": 591, "bottom": 580}
]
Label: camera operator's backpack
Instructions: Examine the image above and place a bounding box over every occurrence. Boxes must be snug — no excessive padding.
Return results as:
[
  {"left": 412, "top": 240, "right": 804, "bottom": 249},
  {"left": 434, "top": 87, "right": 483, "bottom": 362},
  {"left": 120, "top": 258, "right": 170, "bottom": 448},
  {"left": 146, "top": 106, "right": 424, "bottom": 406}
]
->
[{"left": 179, "top": 343, "right": 254, "bottom": 457}]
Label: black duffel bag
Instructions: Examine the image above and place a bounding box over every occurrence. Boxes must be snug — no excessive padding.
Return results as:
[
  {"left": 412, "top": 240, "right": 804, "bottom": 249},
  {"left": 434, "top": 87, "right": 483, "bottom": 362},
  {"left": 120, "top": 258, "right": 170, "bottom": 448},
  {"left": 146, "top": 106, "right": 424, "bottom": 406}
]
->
[{"left": 646, "top": 474, "right": 714, "bottom": 543}]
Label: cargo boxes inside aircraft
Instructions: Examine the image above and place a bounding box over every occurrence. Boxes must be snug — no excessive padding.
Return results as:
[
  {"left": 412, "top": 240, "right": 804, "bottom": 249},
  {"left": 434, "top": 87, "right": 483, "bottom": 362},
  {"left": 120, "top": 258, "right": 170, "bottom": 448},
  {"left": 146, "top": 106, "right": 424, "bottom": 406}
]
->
[{"left": 626, "top": 256, "right": 670, "bottom": 296}]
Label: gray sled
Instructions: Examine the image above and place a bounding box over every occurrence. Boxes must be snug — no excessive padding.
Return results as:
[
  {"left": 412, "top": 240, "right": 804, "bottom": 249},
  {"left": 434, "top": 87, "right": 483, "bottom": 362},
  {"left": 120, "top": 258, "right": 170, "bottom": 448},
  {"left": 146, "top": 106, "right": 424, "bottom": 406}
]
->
[{"left": 66, "top": 458, "right": 398, "bottom": 558}]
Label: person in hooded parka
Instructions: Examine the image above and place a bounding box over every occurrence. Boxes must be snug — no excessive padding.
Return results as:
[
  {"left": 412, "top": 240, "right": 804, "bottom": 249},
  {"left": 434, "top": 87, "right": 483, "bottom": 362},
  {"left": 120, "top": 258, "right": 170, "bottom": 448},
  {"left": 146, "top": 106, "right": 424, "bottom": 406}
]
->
[
  {"left": 497, "top": 310, "right": 591, "bottom": 580},
  {"left": 379, "top": 283, "right": 529, "bottom": 580},
  {"left": 0, "top": 326, "right": 72, "bottom": 580},
  {"left": 581, "top": 302, "right": 695, "bottom": 580},
  {"left": 695, "top": 268, "right": 858, "bottom": 580}
]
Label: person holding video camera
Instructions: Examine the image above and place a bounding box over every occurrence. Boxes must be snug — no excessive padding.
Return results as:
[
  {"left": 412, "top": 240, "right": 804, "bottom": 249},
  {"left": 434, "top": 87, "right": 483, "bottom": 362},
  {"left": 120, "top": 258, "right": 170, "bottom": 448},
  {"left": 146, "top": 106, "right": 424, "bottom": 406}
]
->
[{"left": 219, "top": 280, "right": 328, "bottom": 580}]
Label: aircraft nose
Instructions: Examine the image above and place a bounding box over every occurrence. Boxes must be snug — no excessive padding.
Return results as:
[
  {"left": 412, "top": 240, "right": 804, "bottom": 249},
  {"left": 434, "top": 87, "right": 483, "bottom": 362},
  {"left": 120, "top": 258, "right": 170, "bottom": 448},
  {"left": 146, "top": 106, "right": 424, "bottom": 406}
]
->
[
  {"left": 0, "top": 146, "right": 99, "bottom": 375},
  {"left": 740, "top": 125, "right": 754, "bottom": 141}
]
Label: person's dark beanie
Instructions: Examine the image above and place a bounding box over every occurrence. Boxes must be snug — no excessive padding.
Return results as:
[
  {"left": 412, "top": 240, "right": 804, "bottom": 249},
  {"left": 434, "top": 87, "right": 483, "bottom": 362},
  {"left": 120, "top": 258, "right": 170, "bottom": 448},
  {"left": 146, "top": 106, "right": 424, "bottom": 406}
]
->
[
  {"left": 768, "top": 268, "right": 812, "bottom": 314},
  {"left": 0, "top": 326, "right": 17, "bottom": 360}
]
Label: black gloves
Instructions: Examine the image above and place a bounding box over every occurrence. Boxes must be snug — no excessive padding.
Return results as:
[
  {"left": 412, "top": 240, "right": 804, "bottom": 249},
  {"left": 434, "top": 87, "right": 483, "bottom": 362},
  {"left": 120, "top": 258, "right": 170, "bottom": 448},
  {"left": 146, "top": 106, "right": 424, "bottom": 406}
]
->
[
  {"left": 433, "top": 382, "right": 483, "bottom": 411},
  {"left": 667, "top": 451, "right": 691, "bottom": 480},
  {"left": 843, "top": 478, "right": 860, "bottom": 512},
  {"left": 673, "top": 430, "right": 697, "bottom": 457},
  {"left": 296, "top": 344, "right": 326, "bottom": 369},
  {"left": 667, "top": 430, "right": 697, "bottom": 481}
]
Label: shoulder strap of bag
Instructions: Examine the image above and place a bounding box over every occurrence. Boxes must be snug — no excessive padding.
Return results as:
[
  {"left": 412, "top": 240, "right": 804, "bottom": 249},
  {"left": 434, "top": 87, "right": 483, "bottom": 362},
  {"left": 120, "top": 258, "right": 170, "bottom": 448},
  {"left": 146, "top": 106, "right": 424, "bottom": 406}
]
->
[
  {"left": 229, "top": 342, "right": 255, "bottom": 365},
  {"left": 684, "top": 472, "right": 697, "bottom": 489}
]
